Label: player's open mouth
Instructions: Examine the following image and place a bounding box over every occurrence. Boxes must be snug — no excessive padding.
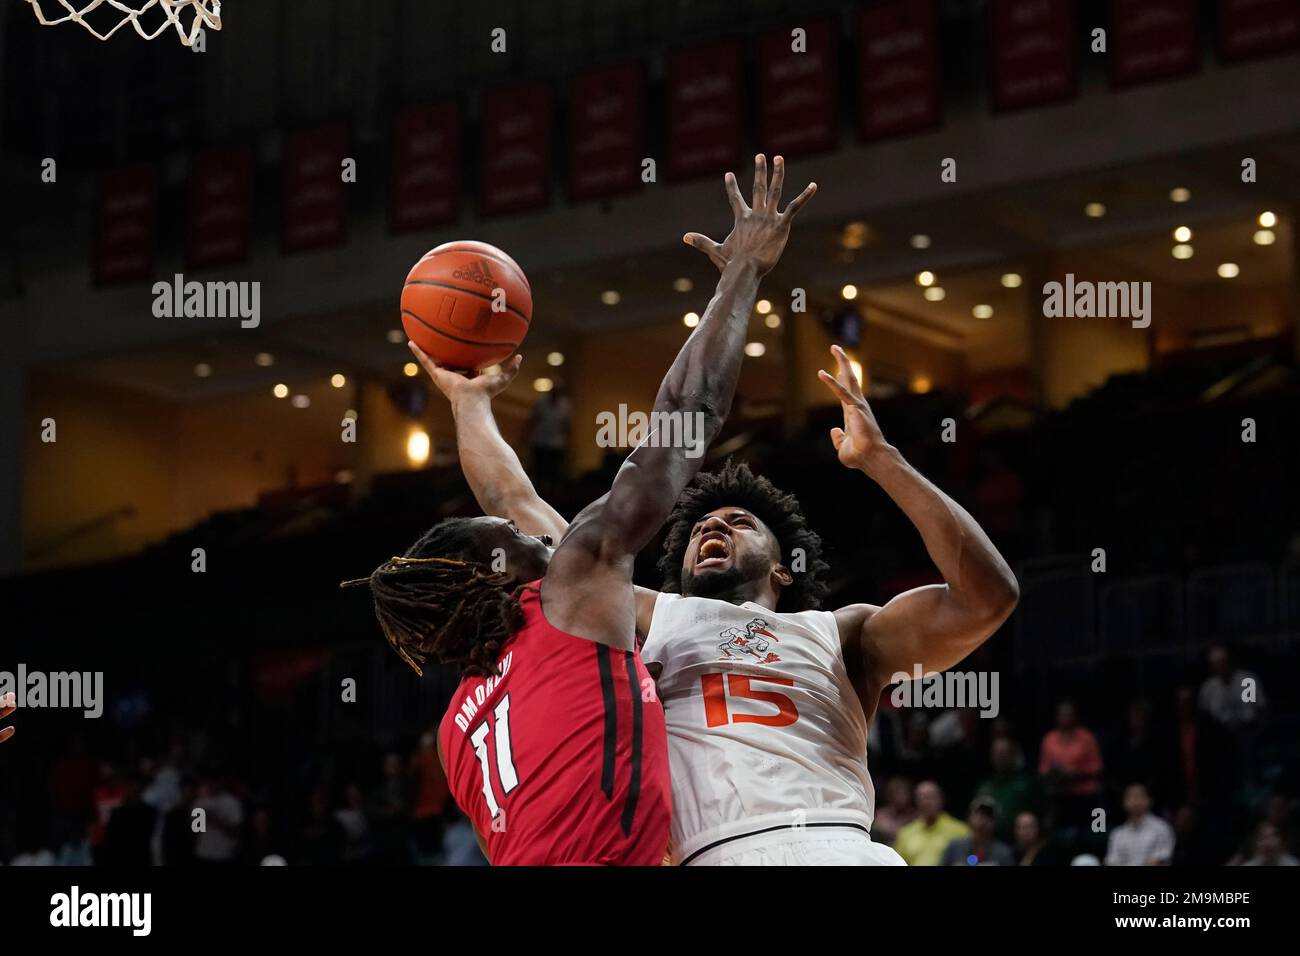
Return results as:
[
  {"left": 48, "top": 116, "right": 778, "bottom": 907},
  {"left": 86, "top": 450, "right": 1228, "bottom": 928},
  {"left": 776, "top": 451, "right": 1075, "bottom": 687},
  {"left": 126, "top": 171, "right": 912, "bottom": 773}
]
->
[{"left": 695, "top": 533, "right": 732, "bottom": 569}]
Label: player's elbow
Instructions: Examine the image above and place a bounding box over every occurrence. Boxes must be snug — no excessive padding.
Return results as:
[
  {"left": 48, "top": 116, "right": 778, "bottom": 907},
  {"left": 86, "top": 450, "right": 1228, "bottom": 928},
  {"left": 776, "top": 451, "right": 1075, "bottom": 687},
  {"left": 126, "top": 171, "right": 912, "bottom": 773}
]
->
[{"left": 974, "top": 571, "right": 1019, "bottom": 629}]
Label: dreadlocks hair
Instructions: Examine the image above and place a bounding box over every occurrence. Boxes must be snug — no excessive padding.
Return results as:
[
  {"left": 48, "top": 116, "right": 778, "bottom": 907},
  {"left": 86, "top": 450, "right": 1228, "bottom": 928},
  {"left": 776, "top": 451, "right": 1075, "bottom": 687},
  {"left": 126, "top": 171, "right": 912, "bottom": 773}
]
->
[
  {"left": 657, "top": 458, "right": 831, "bottom": 612},
  {"left": 341, "top": 517, "right": 525, "bottom": 679}
]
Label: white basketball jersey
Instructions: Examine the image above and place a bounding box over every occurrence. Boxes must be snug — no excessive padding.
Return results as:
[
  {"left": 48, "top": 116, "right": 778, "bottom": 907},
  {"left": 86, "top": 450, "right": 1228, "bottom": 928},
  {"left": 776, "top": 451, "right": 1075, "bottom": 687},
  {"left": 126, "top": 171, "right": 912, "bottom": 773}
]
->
[{"left": 641, "top": 591, "right": 876, "bottom": 865}]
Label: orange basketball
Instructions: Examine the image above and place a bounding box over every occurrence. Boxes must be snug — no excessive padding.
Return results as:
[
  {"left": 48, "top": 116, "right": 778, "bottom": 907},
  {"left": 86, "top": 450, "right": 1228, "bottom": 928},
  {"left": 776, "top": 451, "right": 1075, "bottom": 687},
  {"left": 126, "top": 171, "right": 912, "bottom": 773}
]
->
[{"left": 400, "top": 240, "right": 532, "bottom": 371}]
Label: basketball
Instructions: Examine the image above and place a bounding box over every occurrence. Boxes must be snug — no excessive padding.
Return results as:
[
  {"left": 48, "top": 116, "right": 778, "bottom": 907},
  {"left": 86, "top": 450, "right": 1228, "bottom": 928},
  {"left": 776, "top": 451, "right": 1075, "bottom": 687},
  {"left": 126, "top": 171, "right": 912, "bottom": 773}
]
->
[{"left": 400, "top": 240, "right": 532, "bottom": 371}]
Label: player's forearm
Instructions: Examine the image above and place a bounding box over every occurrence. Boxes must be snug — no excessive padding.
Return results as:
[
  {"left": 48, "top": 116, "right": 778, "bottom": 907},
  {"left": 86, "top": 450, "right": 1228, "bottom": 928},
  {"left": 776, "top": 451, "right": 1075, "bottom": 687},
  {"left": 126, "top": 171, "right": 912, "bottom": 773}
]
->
[
  {"left": 450, "top": 392, "right": 544, "bottom": 519},
  {"left": 652, "top": 256, "right": 761, "bottom": 440},
  {"left": 861, "top": 446, "right": 1019, "bottom": 625}
]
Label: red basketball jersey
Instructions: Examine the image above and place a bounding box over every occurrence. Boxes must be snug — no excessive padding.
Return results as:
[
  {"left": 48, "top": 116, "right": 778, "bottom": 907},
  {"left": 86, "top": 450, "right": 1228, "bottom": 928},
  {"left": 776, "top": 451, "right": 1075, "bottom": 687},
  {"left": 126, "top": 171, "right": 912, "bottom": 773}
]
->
[{"left": 438, "top": 580, "right": 671, "bottom": 865}]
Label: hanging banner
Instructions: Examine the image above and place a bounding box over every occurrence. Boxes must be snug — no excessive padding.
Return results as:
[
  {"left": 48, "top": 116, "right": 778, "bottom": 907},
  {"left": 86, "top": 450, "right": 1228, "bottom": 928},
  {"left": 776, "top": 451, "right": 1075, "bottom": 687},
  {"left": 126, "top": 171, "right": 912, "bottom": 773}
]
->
[
  {"left": 94, "top": 164, "right": 157, "bottom": 286},
  {"left": 858, "top": 0, "right": 941, "bottom": 140},
  {"left": 990, "top": 0, "right": 1077, "bottom": 112},
  {"left": 666, "top": 39, "right": 743, "bottom": 180},
  {"left": 569, "top": 63, "right": 643, "bottom": 201},
  {"left": 391, "top": 102, "right": 460, "bottom": 232},
  {"left": 759, "top": 20, "right": 837, "bottom": 156},
  {"left": 1111, "top": 0, "right": 1200, "bottom": 88},
  {"left": 282, "top": 124, "right": 349, "bottom": 253},
  {"left": 482, "top": 82, "right": 552, "bottom": 216},
  {"left": 188, "top": 144, "right": 253, "bottom": 269},
  {"left": 1218, "top": 0, "right": 1300, "bottom": 63}
]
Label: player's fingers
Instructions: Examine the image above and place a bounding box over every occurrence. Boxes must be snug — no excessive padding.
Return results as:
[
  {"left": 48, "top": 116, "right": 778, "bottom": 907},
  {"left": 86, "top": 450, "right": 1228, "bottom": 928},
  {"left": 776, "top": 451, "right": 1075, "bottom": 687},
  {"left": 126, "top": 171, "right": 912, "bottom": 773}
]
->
[
  {"left": 723, "top": 171, "right": 747, "bottom": 218},
  {"left": 767, "top": 155, "right": 785, "bottom": 212},
  {"left": 781, "top": 182, "right": 817, "bottom": 221},
  {"left": 751, "top": 154, "right": 768, "bottom": 211},
  {"left": 817, "top": 368, "right": 855, "bottom": 405},
  {"left": 831, "top": 345, "right": 863, "bottom": 396},
  {"left": 830, "top": 427, "right": 846, "bottom": 449},
  {"left": 683, "top": 233, "right": 722, "bottom": 258}
]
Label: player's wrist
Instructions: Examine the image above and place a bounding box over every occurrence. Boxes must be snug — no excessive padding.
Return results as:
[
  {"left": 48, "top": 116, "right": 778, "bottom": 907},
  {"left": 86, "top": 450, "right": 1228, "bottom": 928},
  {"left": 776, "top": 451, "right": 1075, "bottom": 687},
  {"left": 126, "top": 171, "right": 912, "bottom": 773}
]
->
[{"left": 857, "top": 442, "right": 902, "bottom": 477}]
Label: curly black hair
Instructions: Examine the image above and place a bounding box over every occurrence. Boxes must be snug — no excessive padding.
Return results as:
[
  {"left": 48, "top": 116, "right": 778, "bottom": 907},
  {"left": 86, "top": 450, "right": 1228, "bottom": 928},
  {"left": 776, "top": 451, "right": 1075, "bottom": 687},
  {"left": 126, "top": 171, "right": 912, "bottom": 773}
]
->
[
  {"left": 657, "top": 459, "right": 831, "bottom": 611},
  {"left": 343, "top": 517, "right": 524, "bottom": 679}
]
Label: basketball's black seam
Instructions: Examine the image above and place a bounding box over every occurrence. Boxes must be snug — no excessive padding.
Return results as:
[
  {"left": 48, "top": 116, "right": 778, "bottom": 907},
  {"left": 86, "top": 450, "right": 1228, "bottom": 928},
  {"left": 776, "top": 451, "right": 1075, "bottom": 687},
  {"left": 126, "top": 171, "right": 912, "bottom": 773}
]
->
[
  {"left": 402, "top": 280, "right": 532, "bottom": 325},
  {"left": 416, "top": 248, "right": 532, "bottom": 294},
  {"left": 401, "top": 309, "right": 521, "bottom": 349}
]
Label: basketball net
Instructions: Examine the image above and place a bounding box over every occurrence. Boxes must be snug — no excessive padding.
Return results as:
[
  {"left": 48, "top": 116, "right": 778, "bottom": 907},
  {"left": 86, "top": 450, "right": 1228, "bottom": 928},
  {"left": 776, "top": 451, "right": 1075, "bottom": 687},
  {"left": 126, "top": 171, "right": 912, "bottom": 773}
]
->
[{"left": 25, "top": 0, "right": 222, "bottom": 47}]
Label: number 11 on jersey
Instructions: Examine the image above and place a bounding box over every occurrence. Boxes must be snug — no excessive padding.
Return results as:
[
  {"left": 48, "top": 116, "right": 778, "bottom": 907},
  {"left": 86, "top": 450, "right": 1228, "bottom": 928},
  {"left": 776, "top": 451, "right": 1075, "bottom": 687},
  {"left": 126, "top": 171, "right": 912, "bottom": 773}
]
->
[{"left": 469, "top": 694, "right": 520, "bottom": 816}]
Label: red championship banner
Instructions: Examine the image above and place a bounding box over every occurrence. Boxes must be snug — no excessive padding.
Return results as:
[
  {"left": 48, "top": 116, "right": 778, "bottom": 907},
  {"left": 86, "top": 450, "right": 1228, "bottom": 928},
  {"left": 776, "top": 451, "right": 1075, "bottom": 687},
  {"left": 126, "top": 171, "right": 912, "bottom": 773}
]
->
[
  {"left": 282, "top": 124, "right": 349, "bottom": 253},
  {"left": 666, "top": 39, "right": 743, "bottom": 181},
  {"left": 391, "top": 102, "right": 460, "bottom": 232},
  {"left": 569, "top": 63, "right": 643, "bottom": 201},
  {"left": 1218, "top": 0, "right": 1300, "bottom": 62},
  {"left": 1111, "top": 0, "right": 1199, "bottom": 87},
  {"left": 990, "top": 0, "right": 1077, "bottom": 112},
  {"left": 481, "top": 82, "right": 552, "bottom": 216},
  {"left": 858, "top": 0, "right": 941, "bottom": 141},
  {"left": 759, "top": 20, "right": 837, "bottom": 157},
  {"left": 188, "top": 144, "right": 253, "bottom": 269},
  {"left": 94, "top": 163, "right": 157, "bottom": 286}
]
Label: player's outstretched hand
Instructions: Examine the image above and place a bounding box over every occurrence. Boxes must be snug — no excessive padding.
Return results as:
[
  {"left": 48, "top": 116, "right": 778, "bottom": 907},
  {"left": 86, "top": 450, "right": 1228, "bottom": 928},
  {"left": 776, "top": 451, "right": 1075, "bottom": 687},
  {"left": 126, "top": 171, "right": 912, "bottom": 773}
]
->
[
  {"left": 409, "top": 341, "right": 522, "bottom": 404},
  {"left": 683, "top": 153, "right": 816, "bottom": 276},
  {"left": 0, "top": 691, "right": 15, "bottom": 744},
  {"left": 817, "top": 345, "right": 891, "bottom": 473}
]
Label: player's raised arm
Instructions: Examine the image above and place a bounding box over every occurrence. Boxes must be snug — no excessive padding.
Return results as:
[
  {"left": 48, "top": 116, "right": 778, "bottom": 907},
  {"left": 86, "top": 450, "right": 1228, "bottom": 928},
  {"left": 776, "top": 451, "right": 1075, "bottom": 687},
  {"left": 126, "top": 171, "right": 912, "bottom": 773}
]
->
[
  {"left": 0, "top": 691, "right": 15, "bottom": 743},
  {"left": 821, "top": 345, "right": 1019, "bottom": 684},
  {"left": 408, "top": 346, "right": 570, "bottom": 543},
  {"left": 543, "top": 155, "right": 815, "bottom": 643}
]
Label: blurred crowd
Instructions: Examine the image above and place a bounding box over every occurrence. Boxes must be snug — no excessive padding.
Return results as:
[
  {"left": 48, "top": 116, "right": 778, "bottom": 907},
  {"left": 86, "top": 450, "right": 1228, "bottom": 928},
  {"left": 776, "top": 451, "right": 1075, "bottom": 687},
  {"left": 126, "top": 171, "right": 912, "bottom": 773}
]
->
[
  {"left": 3, "top": 729, "right": 485, "bottom": 867},
  {"left": 3, "top": 642, "right": 1294, "bottom": 867},
  {"left": 869, "top": 644, "right": 1296, "bottom": 866}
]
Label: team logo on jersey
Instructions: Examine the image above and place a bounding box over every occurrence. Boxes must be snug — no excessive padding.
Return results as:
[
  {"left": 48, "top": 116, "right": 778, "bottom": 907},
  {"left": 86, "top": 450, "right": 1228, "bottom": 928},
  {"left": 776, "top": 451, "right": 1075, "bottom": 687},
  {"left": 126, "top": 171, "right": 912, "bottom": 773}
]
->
[{"left": 718, "top": 618, "right": 780, "bottom": 663}]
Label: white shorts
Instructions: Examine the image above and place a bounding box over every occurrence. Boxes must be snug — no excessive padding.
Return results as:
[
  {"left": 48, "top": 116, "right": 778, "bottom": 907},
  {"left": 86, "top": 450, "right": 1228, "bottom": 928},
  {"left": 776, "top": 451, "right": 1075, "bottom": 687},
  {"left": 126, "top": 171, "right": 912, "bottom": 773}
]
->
[{"left": 686, "top": 827, "right": 908, "bottom": 866}]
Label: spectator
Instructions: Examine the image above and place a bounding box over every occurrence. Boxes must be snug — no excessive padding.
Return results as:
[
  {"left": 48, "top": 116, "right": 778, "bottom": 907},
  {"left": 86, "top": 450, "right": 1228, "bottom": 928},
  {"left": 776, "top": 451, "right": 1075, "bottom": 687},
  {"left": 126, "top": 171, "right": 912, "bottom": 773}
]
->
[
  {"left": 1105, "top": 783, "right": 1175, "bottom": 866},
  {"left": 369, "top": 752, "right": 412, "bottom": 864},
  {"left": 1013, "top": 810, "right": 1065, "bottom": 866},
  {"left": 47, "top": 734, "right": 97, "bottom": 850},
  {"left": 940, "top": 796, "right": 1015, "bottom": 866},
  {"left": 241, "top": 805, "right": 288, "bottom": 866},
  {"left": 872, "top": 777, "right": 917, "bottom": 847},
  {"left": 101, "top": 773, "right": 156, "bottom": 866},
  {"left": 161, "top": 776, "right": 198, "bottom": 867},
  {"left": 1174, "top": 687, "right": 1200, "bottom": 805},
  {"left": 296, "top": 786, "right": 344, "bottom": 866},
  {"left": 975, "top": 738, "right": 1040, "bottom": 841},
  {"left": 90, "top": 763, "right": 130, "bottom": 863},
  {"left": 527, "top": 380, "right": 571, "bottom": 484},
  {"left": 1038, "top": 700, "right": 1103, "bottom": 827},
  {"left": 1170, "top": 804, "right": 1217, "bottom": 866},
  {"left": 1108, "top": 698, "right": 1176, "bottom": 807},
  {"left": 193, "top": 775, "right": 244, "bottom": 865},
  {"left": 894, "top": 781, "right": 970, "bottom": 867},
  {"left": 411, "top": 731, "right": 451, "bottom": 861},
  {"left": 335, "top": 783, "right": 372, "bottom": 864},
  {"left": 1237, "top": 822, "right": 1298, "bottom": 867},
  {"left": 1198, "top": 645, "right": 1263, "bottom": 730}
]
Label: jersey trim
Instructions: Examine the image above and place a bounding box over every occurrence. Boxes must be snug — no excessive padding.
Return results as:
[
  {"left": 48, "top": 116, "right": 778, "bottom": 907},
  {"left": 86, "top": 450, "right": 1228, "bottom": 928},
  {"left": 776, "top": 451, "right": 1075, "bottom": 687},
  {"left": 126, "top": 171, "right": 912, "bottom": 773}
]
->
[
  {"left": 596, "top": 644, "right": 617, "bottom": 799},
  {"left": 680, "top": 821, "right": 871, "bottom": 865},
  {"left": 621, "top": 651, "right": 644, "bottom": 836}
]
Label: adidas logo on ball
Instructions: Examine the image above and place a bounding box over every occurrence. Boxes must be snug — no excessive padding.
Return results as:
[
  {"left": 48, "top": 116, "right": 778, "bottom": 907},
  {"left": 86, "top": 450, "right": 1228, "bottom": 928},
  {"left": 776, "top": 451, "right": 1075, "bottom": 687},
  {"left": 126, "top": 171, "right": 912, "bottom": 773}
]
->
[{"left": 453, "top": 259, "right": 496, "bottom": 288}]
